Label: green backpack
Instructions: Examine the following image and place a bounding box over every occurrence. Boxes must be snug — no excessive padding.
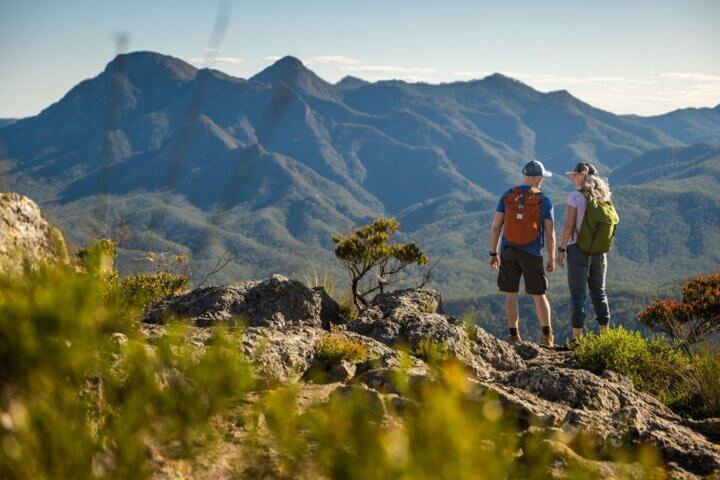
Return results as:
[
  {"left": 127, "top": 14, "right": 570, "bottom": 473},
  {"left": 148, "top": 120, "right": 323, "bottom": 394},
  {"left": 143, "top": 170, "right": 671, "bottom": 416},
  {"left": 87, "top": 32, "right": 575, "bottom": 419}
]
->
[{"left": 578, "top": 194, "right": 619, "bottom": 254}]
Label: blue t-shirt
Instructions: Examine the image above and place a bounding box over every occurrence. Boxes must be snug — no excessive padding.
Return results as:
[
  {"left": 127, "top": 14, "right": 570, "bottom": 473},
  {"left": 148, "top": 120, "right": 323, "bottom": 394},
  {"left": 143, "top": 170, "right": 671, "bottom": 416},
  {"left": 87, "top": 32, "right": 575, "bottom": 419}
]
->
[{"left": 495, "top": 185, "right": 554, "bottom": 256}]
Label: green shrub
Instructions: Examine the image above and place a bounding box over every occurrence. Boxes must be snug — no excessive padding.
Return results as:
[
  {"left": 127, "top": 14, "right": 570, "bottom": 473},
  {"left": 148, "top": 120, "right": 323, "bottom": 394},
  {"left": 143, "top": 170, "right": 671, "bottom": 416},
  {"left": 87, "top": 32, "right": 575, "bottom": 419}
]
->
[
  {"left": 314, "top": 333, "right": 368, "bottom": 367},
  {"left": 685, "top": 345, "right": 720, "bottom": 418},
  {"left": 574, "top": 327, "right": 696, "bottom": 414},
  {"left": 574, "top": 327, "right": 650, "bottom": 380},
  {"left": 461, "top": 310, "right": 478, "bottom": 341},
  {"left": 119, "top": 272, "right": 189, "bottom": 310},
  {"left": 413, "top": 339, "right": 454, "bottom": 365},
  {"left": 76, "top": 238, "right": 117, "bottom": 273}
]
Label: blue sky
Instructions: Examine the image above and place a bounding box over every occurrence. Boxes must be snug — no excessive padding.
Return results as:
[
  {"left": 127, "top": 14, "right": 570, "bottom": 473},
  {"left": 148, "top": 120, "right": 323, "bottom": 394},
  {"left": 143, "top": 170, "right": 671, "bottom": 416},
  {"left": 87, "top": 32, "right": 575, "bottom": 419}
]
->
[{"left": 1, "top": 0, "right": 719, "bottom": 117}]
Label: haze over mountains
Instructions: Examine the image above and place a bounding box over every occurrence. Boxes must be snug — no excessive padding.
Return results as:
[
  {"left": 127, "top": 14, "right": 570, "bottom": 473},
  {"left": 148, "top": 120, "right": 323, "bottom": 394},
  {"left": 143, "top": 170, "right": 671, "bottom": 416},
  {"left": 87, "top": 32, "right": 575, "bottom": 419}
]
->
[{"left": 1, "top": 51, "right": 718, "bottom": 334}]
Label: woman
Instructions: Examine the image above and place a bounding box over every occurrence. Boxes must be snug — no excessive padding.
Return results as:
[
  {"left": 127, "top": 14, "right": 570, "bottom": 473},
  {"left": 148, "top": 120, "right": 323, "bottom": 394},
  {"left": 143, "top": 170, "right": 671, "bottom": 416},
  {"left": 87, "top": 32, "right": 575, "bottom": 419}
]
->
[{"left": 556, "top": 162, "right": 612, "bottom": 341}]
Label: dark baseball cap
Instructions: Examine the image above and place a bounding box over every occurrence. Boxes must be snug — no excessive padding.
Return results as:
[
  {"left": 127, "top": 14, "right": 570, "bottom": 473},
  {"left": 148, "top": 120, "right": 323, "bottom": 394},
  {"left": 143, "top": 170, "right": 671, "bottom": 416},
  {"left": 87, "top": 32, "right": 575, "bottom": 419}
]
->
[
  {"left": 522, "top": 160, "right": 552, "bottom": 178},
  {"left": 566, "top": 162, "right": 597, "bottom": 175}
]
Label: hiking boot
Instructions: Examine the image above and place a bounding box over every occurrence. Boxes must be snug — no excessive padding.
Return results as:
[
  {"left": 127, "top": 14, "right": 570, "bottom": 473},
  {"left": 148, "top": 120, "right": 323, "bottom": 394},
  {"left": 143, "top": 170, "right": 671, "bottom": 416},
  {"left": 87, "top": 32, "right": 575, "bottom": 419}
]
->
[
  {"left": 542, "top": 333, "right": 554, "bottom": 348},
  {"left": 566, "top": 338, "right": 579, "bottom": 350},
  {"left": 505, "top": 334, "right": 521, "bottom": 344}
]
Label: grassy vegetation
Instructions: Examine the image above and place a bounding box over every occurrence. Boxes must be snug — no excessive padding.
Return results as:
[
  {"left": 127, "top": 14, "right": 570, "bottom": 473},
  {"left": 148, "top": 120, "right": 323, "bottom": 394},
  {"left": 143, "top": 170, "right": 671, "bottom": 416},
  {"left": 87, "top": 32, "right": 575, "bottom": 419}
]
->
[
  {"left": 314, "top": 333, "right": 368, "bottom": 367},
  {"left": 0, "top": 262, "right": 254, "bottom": 478},
  {"left": 413, "top": 339, "right": 454, "bottom": 365},
  {"left": 574, "top": 327, "right": 720, "bottom": 418}
]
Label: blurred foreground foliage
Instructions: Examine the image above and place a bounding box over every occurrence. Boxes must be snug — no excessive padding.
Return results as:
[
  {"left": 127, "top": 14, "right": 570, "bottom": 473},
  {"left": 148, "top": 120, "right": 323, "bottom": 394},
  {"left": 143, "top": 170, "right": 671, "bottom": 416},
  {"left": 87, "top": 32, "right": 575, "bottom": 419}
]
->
[
  {"left": 0, "top": 253, "right": 253, "bottom": 478},
  {"left": 0, "top": 243, "right": 669, "bottom": 478}
]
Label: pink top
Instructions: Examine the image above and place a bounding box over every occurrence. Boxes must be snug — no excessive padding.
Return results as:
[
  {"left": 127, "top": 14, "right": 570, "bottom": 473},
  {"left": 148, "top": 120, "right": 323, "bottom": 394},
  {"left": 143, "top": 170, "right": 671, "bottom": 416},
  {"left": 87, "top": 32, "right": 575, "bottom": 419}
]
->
[{"left": 567, "top": 190, "right": 587, "bottom": 245}]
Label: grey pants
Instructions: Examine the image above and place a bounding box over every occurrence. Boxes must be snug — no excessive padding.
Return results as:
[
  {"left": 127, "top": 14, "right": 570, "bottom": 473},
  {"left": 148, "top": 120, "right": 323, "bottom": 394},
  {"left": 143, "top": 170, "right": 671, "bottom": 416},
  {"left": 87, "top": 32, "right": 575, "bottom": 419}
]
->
[{"left": 567, "top": 243, "right": 610, "bottom": 329}]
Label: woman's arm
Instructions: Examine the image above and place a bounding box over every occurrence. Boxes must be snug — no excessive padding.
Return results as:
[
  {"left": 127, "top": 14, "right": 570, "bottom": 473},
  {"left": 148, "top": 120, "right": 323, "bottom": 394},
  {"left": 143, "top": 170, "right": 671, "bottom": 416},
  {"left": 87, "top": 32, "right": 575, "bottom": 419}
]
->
[
  {"left": 557, "top": 206, "right": 576, "bottom": 267},
  {"left": 560, "top": 206, "right": 577, "bottom": 250}
]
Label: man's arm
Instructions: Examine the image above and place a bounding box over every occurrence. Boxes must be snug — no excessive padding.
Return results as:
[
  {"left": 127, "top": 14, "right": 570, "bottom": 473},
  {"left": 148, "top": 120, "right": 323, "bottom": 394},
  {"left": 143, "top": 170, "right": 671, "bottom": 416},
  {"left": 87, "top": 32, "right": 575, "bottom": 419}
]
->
[
  {"left": 489, "top": 212, "right": 504, "bottom": 269},
  {"left": 544, "top": 218, "right": 555, "bottom": 272}
]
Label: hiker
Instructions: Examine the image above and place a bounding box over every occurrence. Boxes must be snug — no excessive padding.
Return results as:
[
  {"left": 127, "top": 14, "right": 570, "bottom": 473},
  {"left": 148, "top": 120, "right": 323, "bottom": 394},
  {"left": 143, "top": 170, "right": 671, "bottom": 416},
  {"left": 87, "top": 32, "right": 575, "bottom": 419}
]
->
[
  {"left": 556, "top": 162, "right": 619, "bottom": 342},
  {"left": 489, "top": 160, "right": 556, "bottom": 347}
]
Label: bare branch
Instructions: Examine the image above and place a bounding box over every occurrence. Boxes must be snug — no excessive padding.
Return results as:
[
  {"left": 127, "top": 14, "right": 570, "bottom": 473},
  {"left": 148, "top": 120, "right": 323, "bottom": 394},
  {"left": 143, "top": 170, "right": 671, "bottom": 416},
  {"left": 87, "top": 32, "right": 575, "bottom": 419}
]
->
[
  {"left": 195, "top": 251, "right": 237, "bottom": 289},
  {"left": 416, "top": 257, "right": 441, "bottom": 289}
]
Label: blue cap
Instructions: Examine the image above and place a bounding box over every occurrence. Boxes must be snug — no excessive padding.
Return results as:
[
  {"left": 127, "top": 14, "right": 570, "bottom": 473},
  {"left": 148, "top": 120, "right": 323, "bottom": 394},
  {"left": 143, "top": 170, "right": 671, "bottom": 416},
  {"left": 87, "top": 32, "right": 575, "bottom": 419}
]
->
[{"left": 522, "top": 160, "right": 552, "bottom": 178}]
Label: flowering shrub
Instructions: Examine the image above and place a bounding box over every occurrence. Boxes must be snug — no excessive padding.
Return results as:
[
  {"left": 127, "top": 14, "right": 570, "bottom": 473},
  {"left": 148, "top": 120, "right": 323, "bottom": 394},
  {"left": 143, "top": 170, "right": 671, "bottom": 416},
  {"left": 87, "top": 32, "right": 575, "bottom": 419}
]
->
[{"left": 638, "top": 270, "right": 720, "bottom": 347}]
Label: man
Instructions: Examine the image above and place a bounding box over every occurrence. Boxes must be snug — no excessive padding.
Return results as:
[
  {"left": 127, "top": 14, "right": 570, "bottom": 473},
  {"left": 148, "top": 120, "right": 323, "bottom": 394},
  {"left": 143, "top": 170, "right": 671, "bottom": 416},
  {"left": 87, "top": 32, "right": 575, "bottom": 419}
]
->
[{"left": 489, "top": 160, "right": 556, "bottom": 347}]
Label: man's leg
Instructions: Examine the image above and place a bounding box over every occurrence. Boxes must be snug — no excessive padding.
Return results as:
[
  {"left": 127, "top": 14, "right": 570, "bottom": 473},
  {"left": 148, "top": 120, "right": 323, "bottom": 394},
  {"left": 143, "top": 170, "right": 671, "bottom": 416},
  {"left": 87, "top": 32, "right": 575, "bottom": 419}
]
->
[
  {"left": 533, "top": 294, "right": 553, "bottom": 347},
  {"left": 498, "top": 248, "right": 522, "bottom": 342},
  {"left": 505, "top": 292, "right": 520, "bottom": 330},
  {"left": 519, "top": 250, "right": 552, "bottom": 346},
  {"left": 532, "top": 294, "right": 551, "bottom": 327}
]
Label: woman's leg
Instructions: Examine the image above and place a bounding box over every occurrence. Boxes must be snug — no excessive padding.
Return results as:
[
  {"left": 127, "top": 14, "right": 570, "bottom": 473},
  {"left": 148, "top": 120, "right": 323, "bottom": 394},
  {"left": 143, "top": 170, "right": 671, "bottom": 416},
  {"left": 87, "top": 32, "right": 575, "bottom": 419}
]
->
[
  {"left": 567, "top": 244, "right": 590, "bottom": 338},
  {"left": 588, "top": 253, "right": 610, "bottom": 329}
]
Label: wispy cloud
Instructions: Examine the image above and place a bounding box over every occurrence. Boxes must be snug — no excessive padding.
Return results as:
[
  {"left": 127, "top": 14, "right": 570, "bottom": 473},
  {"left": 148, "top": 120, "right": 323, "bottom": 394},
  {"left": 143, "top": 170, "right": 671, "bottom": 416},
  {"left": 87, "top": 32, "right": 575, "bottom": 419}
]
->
[
  {"left": 660, "top": 72, "right": 720, "bottom": 81},
  {"left": 190, "top": 56, "right": 244, "bottom": 66},
  {"left": 306, "top": 55, "right": 361, "bottom": 66},
  {"left": 500, "top": 72, "right": 657, "bottom": 86},
  {"left": 451, "top": 71, "right": 657, "bottom": 85},
  {"left": 265, "top": 55, "right": 282, "bottom": 62},
  {"left": 452, "top": 71, "right": 493, "bottom": 79},
  {"left": 342, "top": 64, "right": 438, "bottom": 75}
]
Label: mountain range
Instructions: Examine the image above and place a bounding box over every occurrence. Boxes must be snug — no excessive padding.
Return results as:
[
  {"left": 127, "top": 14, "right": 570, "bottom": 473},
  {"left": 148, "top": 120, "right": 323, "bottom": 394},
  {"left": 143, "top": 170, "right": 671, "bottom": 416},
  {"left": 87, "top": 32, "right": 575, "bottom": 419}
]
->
[{"left": 1, "top": 51, "right": 718, "bottom": 335}]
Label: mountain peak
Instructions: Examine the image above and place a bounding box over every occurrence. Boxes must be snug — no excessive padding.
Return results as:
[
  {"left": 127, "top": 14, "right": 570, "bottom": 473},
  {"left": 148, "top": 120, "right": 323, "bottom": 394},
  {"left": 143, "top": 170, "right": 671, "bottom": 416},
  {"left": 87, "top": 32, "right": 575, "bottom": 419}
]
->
[
  {"left": 483, "top": 73, "right": 524, "bottom": 84},
  {"left": 252, "top": 56, "right": 308, "bottom": 80},
  {"left": 251, "top": 55, "right": 339, "bottom": 101},
  {"left": 104, "top": 50, "right": 197, "bottom": 81},
  {"left": 273, "top": 55, "right": 305, "bottom": 68},
  {"left": 335, "top": 76, "right": 368, "bottom": 91}
]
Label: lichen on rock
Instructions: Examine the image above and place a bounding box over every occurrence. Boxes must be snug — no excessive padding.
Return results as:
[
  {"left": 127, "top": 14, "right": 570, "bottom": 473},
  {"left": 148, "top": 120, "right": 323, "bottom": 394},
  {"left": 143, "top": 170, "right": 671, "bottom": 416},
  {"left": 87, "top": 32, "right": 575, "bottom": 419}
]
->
[{"left": 0, "top": 192, "right": 69, "bottom": 275}]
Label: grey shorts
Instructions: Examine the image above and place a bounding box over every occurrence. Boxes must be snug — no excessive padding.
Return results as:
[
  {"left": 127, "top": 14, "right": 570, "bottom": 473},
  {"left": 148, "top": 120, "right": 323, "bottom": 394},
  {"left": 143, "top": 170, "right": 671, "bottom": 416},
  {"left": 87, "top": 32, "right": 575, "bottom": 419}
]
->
[{"left": 497, "top": 246, "right": 547, "bottom": 295}]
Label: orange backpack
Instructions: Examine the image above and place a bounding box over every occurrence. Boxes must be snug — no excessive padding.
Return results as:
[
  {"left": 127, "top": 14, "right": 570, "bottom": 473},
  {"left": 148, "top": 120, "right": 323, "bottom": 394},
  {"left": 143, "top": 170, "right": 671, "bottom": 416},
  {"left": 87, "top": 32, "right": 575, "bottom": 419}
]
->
[{"left": 503, "top": 187, "right": 542, "bottom": 246}]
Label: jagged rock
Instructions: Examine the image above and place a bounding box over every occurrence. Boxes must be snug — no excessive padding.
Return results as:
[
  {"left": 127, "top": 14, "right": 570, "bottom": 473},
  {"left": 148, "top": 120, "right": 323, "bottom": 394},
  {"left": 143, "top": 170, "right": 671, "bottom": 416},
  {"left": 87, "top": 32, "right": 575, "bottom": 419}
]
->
[
  {"left": 241, "top": 326, "right": 322, "bottom": 386},
  {"left": 540, "top": 439, "right": 651, "bottom": 479},
  {"left": 684, "top": 417, "right": 720, "bottom": 444},
  {"left": 329, "top": 385, "right": 387, "bottom": 418},
  {"left": 347, "top": 288, "right": 444, "bottom": 346},
  {"left": 471, "top": 326, "right": 525, "bottom": 372},
  {"left": 144, "top": 274, "right": 339, "bottom": 328},
  {"left": 512, "top": 341, "right": 575, "bottom": 368},
  {"left": 348, "top": 288, "right": 524, "bottom": 378},
  {"left": 356, "top": 365, "right": 432, "bottom": 395},
  {"left": 328, "top": 361, "right": 356, "bottom": 382},
  {"left": 468, "top": 379, "right": 569, "bottom": 428},
  {"left": 0, "top": 192, "right": 68, "bottom": 275},
  {"left": 505, "top": 365, "right": 623, "bottom": 412},
  {"left": 502, "top": 365, "right": 720, "bottom": 476}
]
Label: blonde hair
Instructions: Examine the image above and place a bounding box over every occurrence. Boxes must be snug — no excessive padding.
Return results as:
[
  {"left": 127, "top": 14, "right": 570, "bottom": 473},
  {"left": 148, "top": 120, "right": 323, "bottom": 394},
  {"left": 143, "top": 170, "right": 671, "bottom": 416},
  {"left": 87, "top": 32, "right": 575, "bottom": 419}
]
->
[{"left": 580, "top": 174, "right": 612, "bottom": 202}]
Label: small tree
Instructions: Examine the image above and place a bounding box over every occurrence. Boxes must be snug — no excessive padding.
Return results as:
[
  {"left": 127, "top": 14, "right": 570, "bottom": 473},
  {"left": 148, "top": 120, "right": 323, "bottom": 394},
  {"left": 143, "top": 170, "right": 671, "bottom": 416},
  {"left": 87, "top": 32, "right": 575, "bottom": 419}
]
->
[
  {"left": 639, "top": 270, "right": 720, "bottom": 351},
  {"left": 332, "top": 217, "right": 429, "bottom": 309},
  {"left": 76, "top": 238, "right": 118, "bottom": 273}
]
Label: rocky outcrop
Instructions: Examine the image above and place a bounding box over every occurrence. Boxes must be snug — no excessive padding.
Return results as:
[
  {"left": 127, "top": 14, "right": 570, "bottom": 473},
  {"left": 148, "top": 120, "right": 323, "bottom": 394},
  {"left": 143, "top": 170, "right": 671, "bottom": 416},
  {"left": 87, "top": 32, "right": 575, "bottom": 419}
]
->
[
  {"left": 347, "top": 288, "right": 524, "bottom": 378},
  {"left": 0, "top": 192, "right": 68, "bottom": 275},
  {"left": 144, "top": 274, "right": 339, "bottom": 328},
  {"left": 501, "top": 365, "right": 720, "bottom": 475},
  {"left": 143, "top": 281, "right": 720, "bottom": 478}
]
